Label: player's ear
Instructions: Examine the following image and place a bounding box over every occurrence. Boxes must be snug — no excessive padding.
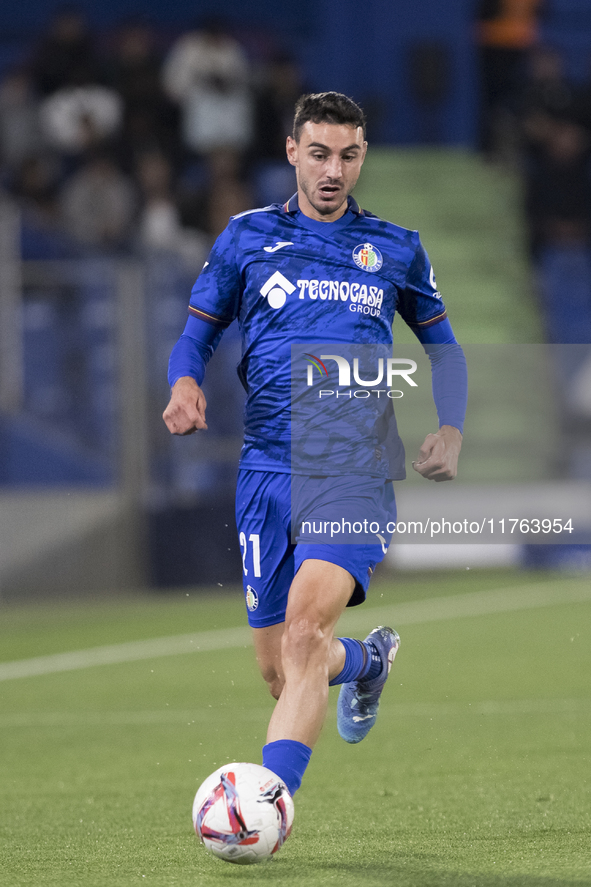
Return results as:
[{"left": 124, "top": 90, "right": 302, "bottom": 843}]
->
[{"left": 286, "top": 136, "right": 298, "bottom": 167}]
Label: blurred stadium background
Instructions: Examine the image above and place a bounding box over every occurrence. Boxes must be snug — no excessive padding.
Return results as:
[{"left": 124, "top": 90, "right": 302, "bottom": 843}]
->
[{"left": 1, "top": 0, "right": 591, "bottom": 603}]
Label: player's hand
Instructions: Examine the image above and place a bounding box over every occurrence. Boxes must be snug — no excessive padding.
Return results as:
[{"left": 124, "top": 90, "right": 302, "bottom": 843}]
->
[
  {"left": 412, "top": 425, "right": 462, "bottom": 482},
  {"left": 163, "top": 376, "right": 208, "bottom": 435}
]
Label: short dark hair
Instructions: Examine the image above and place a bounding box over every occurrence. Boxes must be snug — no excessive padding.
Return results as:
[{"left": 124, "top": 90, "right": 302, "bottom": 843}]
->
[{"left": 292, "top": 92, "right": 366, "bottom": 142}]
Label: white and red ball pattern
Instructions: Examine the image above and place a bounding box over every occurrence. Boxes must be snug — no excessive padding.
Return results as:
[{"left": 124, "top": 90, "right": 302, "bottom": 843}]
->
[{"left": 192, "top": 762, "right": 294, "bottom": 865}]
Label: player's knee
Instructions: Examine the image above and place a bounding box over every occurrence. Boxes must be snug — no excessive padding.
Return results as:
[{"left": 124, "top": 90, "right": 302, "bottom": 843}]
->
[{"left": 282, "top": 615, "right": 328, "bottom": 663}]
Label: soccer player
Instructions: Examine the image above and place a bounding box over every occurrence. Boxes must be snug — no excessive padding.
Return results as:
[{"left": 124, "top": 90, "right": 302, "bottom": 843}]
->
[{"left": 163, "top": 92, "right": 467, "bottom": 797}]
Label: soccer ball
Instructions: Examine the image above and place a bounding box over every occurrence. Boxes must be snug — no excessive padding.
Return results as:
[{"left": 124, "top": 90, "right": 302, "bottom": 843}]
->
[{"left": 192, "top": 762, "right": 294, "bottom": 865}]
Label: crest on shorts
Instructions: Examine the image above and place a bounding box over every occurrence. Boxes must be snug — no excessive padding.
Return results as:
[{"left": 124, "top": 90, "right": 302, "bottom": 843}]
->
[
  {"left": 352, "top": 243, "right": 383, "bottom": 273},
  {"left": 246, "top": 585, "right": 259, "bottom": 611}
]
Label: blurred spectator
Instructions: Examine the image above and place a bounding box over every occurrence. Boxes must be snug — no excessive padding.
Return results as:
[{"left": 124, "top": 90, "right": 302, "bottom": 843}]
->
[
  {"left": 524, "top": 118, "right": 591, "bottom": 258},
  {"left": 518, "top": 47, "right": 581, "bottom": 160},
  {"left": 528, "top": 130, "right": 591, "bottom": 249},
  {"left": 252, "top": 53, "right": 301, "bottom": 161},
  {"left": 0, "top": 69, "right": 44, "bottom": 172},
  {"left": 570, "top": 59, "right": 591, "bottom": 136},
  {"left": 107, "top": 19, "right": 162, "bottom": 111},
  {"left": 40, "top": 71, "right": 123, "bottom": 156},
  {"left": 476, "top": 0, "right": 544, "bottom": 158},
  {"left": 31, "top": 5, "right": 100, "bottom": 97},
  {"left": 162, "top": 17, "right": 253, "bottom": 160},
  {"left": 11, "top": 154, "right": 61, "bottom": 228},
  {"left": 135, "top": 149, "right": 207, "bottom": 269},
  {"left": 520, "top": 47, "right": 577, "bottom": 122},
  {"left": 250, "top": 52, "right": 300, "bottom": 204},
  {"left": 205, "top": 148, "right": 252, "bottom": 238},
  {"left": 106, "top": 19, "right": 180, "bottom": 171},
  {"left": 59, "top": 149, "right": 136, "bottom": 248}
]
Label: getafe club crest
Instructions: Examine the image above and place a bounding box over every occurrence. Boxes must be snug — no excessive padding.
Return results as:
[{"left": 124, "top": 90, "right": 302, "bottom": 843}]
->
[
  {"left": 246, "top": 585, "right": 259, "bottom": 611},
  {"left": 352, "top": 242, "right": 383, "bottom": 273}
]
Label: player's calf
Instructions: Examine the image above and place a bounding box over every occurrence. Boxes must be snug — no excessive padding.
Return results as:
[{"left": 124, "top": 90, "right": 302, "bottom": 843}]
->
[
  {"left": 252, "top": 623, "right": 285, "bottom": 699},
  {"left": 263, "top": 669, "right": 284, "bottom": 701}
]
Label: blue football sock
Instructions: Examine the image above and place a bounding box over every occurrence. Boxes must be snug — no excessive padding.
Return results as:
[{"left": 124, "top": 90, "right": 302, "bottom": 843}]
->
[
  {"left": 262, "top": 739, "right": 312, "bottom": 796},
  {"left": 329, "top": 637, "right": 382, "bottom": 686},
  {"left": 363, "top": 640, "right": 383, "bottom": 680}
]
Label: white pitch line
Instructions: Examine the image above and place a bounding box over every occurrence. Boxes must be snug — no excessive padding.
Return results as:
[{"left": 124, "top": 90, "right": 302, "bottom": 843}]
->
[
  {"left": 0, "top": 698, "right": 588, "bottom": 729},
  {"left": 383, "top": 697, "right": 591, "bottom": 718},
  {"left": 1, "top": 580, "right": 590, "bottom": 683},
  {"left": 336, "top": 578, "right": 591, "bottom": 636},
  {"left": 0, "top": 626, "right": 251, "bottom": 682},
  {"left": 0, "top": 708, "right": 273, "bottom": 728}
]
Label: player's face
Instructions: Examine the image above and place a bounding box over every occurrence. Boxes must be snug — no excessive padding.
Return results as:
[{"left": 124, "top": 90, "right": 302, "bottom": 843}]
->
[{"left": 286, "top": 122, "right": 367, "bottom": 222}]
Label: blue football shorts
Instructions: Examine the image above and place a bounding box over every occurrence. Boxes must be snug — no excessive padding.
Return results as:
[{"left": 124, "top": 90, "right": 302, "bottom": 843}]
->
[{"left": 235, "top": 468, "right": 396, "bottom": 628}]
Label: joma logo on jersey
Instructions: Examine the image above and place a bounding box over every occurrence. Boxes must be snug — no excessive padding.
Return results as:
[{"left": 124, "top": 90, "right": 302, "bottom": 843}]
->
[
  {"left": 260, "top": 271, "right": 296, "bottom": 309},
  {"left": 259, "top": 272, "right": 384, "bottom": 316}
]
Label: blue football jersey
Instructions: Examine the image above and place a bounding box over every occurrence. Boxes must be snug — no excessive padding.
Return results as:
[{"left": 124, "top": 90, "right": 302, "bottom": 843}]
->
[{"left": 171, "top": 194, "right": 451, "bottom": 479}]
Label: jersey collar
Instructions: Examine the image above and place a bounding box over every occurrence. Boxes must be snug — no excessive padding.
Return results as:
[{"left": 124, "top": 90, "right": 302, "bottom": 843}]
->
[{"left": 283, "top": 193, "right": 364, "bottom": 216}]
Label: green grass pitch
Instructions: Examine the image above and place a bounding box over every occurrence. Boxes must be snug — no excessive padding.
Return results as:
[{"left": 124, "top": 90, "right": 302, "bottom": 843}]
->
[{"left": 1, "top": 568, "right": 590, "bottom": 886}]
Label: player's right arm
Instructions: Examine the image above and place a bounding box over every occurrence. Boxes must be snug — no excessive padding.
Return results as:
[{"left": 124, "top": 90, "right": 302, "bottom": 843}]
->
[
  {"left": 163, "top": 223, "right": 241, "bottom": 436},
  {"left": 163, "top": 376, "right": 208, "bottom": 435}
]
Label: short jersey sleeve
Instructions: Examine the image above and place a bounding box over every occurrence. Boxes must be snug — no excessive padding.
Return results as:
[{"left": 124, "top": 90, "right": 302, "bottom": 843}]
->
[
  {"left": 187, "top": 223, "right": 241, "bottom": 329},
  {"left": 396, "top": 233, "right": 448, "bottom": 333}
]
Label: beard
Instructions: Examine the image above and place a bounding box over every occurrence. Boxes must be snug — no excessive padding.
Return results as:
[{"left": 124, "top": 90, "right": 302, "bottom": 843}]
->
[{"left": 298, "top": 176, "right": 348, "bottom": 217}]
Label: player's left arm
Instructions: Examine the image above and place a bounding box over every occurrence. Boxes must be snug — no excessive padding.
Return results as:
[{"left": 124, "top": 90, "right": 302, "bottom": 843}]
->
[
  {"left": 412, "top": 424, "right": 463, "bottom": 482},
  {"left": 411, "top": 321, "right": 467, "bottom": 481},
  {"left": 397, "top": 235, "right": 467, "bottom": 482}
]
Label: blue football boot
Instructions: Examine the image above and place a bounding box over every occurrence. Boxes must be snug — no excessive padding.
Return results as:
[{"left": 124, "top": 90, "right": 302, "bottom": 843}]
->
[{"left": 337, "top": 626, "right": 400, "bottom": 743}]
